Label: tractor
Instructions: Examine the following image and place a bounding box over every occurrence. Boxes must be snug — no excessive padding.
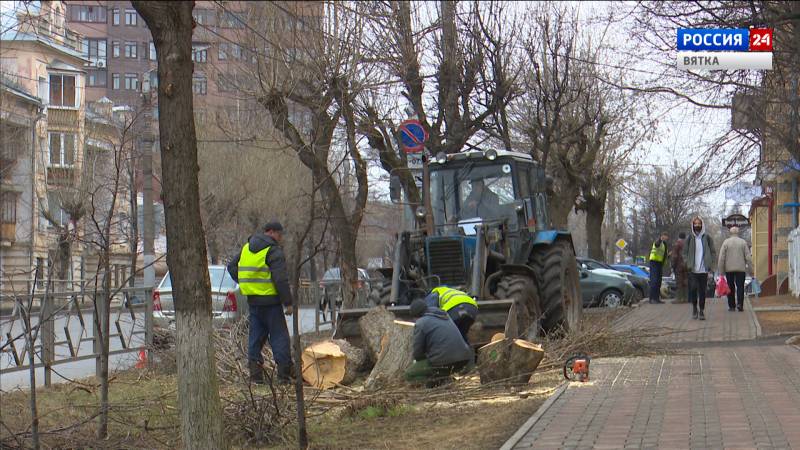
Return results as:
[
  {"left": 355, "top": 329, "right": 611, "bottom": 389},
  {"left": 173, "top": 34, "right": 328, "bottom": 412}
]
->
[{"left": 336, "top": 149, "right": 582, "bottom": 343}]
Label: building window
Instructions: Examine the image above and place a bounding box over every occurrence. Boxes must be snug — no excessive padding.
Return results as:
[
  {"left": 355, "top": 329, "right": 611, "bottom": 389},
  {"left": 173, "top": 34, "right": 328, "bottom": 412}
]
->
[
  {"left": 49, "top": 74, "right": 76, "bottom": 108},
  {"left": 112, "top": 8, "right": 120, "bottom": 25},
  {"left": 125, "top": 9, "right": 138, "bottom": 26},
  {"left": 192, "top": 73, "right": 207, "bottom": 95},
  {"left": 82, "top": 38, "right": 107, "bottom": 64},
  {"left": 69, "top": 4, "right": 107, "bottom": 23},
  {"left": 112, "top": 41, "right": 120, "bottom": 58},
  {"left": 192, "top": 45, "right": 208, "bottom": 63},
  {"left": 149, "top": 42, "right": 156, "bottom": 60},
  {"left": 1, "top": 192, "right": 17, "bottom": 226},
  {"left": 124, "top": 42, "right": 137, "bottom": 59},
  {"left": 218, "top": 43, "right": 243, "bottom": 61},
  {"left": 46, "top": 192, "right": 70, "bottom": 227},
  {"left": 48, "top": 133, "right": 76, "bottom": 167},
  {"left": 88, "top": 70, "right": 107, "bottom": 87},
  {"left": 193, "top": 9, "right": 215, "bottom": 26},
  {"left": 124, "top": 73, "right": 139, "bottom": 91},
  {"left": 112, "top": 73, "right": 120, "bottom": 90},
  {"left": 220, "top": 11, "right": 244, "bottom": 28}
]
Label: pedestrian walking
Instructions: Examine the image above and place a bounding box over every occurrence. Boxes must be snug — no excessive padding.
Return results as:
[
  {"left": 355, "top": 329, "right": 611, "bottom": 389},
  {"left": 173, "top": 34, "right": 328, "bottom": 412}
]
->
[
  {"left": 670, "top": 232, "right": 688, "bottom": 304},
  {"left": 683, "top": 217, "right": 716, "bottom": 320},
  {"left": 718, "top": 226, "right": 752, "bottom": 312},
  {"left": 227, "top": 221, "right": 294, "bottom": 384},
  {"left": 648, "top": 231, "right": 670, "bottom": 304}
]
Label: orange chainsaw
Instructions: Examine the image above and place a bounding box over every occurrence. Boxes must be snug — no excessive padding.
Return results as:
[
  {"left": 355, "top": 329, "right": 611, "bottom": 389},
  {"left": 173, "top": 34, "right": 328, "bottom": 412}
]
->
[{"left": 563, "top": 354, "right": 591, "bottom": 382}]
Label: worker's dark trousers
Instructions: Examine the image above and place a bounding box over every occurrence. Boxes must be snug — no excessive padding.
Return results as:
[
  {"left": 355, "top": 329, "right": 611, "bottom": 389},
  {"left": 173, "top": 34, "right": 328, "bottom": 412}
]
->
[
  {"left": 648, "top": 260, "right": 664, "bottom": 301},
  {"left": 725, "top": 271, "right": 746, "bottom": 310},
  {"left": 448, "top": 303, "right": 478, "bottom": 345},
  {"left": 688, "top": 272, "right": 709, "bottom": 313},
  {"left": 248, "top": 304, "right": 292, "bottom": 370}
]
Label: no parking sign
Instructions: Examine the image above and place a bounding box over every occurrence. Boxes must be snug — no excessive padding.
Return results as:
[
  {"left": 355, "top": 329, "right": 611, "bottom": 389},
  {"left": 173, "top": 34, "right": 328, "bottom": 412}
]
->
[{"left": 398, "top": 120, "right": 428, "bottom": 153}]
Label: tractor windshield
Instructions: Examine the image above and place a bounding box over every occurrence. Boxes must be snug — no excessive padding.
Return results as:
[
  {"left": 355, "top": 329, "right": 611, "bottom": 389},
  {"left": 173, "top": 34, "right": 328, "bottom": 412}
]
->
[{"left": 430, "top": 162, "right": 517, "bottom": 229}]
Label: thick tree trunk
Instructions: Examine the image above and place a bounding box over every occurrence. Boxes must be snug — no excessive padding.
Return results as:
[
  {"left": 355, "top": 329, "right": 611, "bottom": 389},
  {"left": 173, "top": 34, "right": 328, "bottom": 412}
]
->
[
  {"left": 133, "top": 2, "right": 225, "bottom": 448},
  {"left": 585, "top": 196, "right": 606, "bottom": 261},
  {"left": 358, "top": 307, "right": 397, "bottom": 363},
  {"left": 363, "top": 320, "right": 415, "bottom": 390},
  {"left": 477, "top": 338, "right": 544, "bottom": 384},
  {"left": 301, "top": 339, "right": 367, "bottom": 388}
]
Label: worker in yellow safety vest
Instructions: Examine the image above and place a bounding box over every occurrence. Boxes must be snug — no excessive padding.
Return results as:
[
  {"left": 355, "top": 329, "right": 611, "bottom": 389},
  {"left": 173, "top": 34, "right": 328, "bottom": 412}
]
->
[
  {"left": 227, "top": 221, "right": 294, "bottom": 384},
  {"left": 424, "top": 286, "right": 479, "bottom": 344},
  {"left": 648, "top": 231, "right": 670, "bottom": 304}
]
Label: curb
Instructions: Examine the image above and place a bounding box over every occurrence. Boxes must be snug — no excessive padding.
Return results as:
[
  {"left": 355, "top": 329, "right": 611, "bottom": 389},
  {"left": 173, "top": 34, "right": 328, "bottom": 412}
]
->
[
  {"left": 499, "top": 381, "right": 569, "bottom": 450},
  {"left": 744, "top": 295, "right": 762, "bottom": 338}
]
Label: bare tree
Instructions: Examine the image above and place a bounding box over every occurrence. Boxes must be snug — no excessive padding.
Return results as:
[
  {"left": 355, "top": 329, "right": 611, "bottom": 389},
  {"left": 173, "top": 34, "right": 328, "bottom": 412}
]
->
[{"left": 132, "top": 2, "right": 226, "bottom": 448}]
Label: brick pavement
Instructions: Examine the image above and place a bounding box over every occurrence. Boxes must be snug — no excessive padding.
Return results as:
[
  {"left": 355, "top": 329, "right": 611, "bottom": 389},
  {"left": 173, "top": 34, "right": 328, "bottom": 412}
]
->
[
  {"left": 613, "top": 295, "right": 759, "bottom": 343},
  {"left": 505, "top": 343, "right": 800, "bottom": 449}
]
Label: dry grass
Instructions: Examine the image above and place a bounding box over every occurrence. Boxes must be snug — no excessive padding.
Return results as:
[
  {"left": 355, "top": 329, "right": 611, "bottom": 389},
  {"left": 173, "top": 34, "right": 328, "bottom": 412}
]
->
[{"left": 756, "top": 311, "right": 800, "bottom": 335}]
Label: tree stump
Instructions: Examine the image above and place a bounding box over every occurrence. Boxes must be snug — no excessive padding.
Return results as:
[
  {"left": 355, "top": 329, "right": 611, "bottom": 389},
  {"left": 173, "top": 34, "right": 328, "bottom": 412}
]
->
[
  {"left": 358, "top": 306, "right": 398, "bottom": 363},
  {"left": 362, "top": 319, "right": 415, "bottom": 390},
  {"left": 301, "top": 339, "right": 368, "bottom": 389},
  {"left": 477, "top": 338, "right": 544, "bottom": 384}
]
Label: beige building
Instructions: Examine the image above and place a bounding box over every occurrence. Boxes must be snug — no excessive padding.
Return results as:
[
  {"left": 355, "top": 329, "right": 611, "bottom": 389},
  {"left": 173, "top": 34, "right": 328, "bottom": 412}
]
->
[{"left": 1, "top": 1, "right": 133, "bottom": 294}]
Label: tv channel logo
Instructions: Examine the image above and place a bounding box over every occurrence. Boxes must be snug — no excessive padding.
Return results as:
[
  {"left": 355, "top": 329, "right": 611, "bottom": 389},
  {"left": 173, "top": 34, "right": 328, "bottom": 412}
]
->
[{"left": 677, "top": 28, "right": 773, "bottom": 52}]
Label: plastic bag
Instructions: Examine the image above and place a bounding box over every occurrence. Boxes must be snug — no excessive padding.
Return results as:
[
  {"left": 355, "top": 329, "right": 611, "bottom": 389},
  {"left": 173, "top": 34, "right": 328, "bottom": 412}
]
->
[
  {"left": 750, "top": 277, "right": 761, "bottom": 296},
  {"left": 715, "top": 275, "right": 731, "bottom": 297}
]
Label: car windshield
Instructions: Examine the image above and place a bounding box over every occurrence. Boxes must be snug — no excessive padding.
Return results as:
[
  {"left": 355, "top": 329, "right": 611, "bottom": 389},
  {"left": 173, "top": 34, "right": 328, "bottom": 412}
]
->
[
  {"left": 430, "top": 162, "right": 517, "bottom": 228},
  {"left": 159, "top": 267, "right": 237, "bottom": 290}
]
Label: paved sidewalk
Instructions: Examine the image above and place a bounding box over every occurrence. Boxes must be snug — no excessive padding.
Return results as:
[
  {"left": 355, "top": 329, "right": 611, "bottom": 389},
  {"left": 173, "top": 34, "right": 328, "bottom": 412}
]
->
[
  {"left": 613, "top": 296, "right": 759, "bottom": 343},
  {"left": 505, "top": 343, "right": 800, "bottom": 449}
]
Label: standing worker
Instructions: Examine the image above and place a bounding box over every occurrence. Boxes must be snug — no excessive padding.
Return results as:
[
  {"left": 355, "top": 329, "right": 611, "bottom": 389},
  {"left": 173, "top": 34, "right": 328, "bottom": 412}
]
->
[
  {"left": 648, "top": 231, "right": 670, "bottom": 304},
  {"left": 683, "top": 217, "right": 716, "bottom": 320},
  {"left": 227, "top": 221, "right": 294, "bottom": 385},
  {"left": 670, "top": 232, "right": 688, "bottom": 304},
  {"left": 404, "top": 300, "right": 474, "bottom": 387},
  {"left": 718, "top": 226, "right": 752, "bottom": 312},
  {"left": 425, "top": 286, "right": 478, "bottom": 344}
]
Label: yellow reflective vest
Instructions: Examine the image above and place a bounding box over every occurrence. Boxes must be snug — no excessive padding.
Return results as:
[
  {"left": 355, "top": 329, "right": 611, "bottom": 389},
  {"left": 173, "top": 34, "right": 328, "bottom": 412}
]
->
[
  {"left": 431, "top": 286, "right": 478, "bottom": 311},
  {"left": 649, "top": 241, "right": 667, "bottom": 263},
  {"left": 237, "top": 243, "right": 277, "bottom": 296}
]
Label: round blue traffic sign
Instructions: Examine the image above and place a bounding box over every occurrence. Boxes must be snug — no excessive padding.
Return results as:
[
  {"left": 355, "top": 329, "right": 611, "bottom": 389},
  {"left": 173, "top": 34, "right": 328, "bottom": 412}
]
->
[{"left": 398, "top": 120, "right": 428, "bottom": 153}]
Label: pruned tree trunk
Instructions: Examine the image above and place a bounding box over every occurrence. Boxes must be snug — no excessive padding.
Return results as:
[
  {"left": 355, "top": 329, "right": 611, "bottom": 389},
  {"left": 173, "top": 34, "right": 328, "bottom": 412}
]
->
[
  {"left": 360, "top": 314, "right": 415, "bottom": 390},
  {"left": 584, "top": 194, "right": 607, "bottom": 261},
  {"left": 132, "top": 2, "right": 225, "bottom": 448},
  {"left": 358, "top": 307, "right": 397, "bottom": 363},
  {"left": 301, "top": 339, "right": 367, "bottom": 389},
  {"left": 477, "top": 338, "right": 544, "bottom": 384}
]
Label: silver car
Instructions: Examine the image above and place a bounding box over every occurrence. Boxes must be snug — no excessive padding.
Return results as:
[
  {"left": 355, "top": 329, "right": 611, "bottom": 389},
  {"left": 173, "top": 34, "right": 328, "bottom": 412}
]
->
[{"left": 153, "top": 265, "right": 248, "bottom": 329}]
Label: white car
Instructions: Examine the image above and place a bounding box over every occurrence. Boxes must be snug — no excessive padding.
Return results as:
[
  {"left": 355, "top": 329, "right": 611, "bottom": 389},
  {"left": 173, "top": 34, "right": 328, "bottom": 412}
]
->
[{"left": 153, "top": 265, "right": 247, "bottom": 329}]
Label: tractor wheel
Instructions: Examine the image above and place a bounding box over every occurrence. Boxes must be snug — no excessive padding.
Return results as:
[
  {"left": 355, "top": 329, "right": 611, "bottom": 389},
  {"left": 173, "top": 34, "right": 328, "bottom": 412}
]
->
[
  {"left": 494, "top": 274, "right": 541, "bottom": 340},
  {"left": 530, "top": 240, "right": 582, "bottom": 334}
]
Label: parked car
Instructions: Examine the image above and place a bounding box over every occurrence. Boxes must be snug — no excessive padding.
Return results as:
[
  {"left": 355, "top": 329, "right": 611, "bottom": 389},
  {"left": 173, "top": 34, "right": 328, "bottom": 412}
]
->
[
  {"left": 319, "top": 267, "right": 373, "bottom": 316},
  {"left": 578, "top": 266, "right": 637, "bottom": 308},
  {"left": 578, "top": 258, "right": 648, "bottom": 301},
  {"left": 611, "top": 264, "right": 650, "bottom": 279},
  {"left": 153, "top": 265, "right": 246, "bottom": 329}
]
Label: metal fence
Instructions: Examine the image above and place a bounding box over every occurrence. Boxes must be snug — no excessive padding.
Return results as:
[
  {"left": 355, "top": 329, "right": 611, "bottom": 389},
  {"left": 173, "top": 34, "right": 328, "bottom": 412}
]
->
[
  {"left": 0, "top": 281, "right": 152, "bottom": 387},
  {"left": 789, "top": 228, "right": 800, "bottom": 296}
]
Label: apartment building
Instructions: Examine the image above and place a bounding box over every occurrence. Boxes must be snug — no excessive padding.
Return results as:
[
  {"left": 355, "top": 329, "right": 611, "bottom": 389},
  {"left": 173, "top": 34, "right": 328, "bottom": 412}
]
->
[{"left": 0, "top": 1, "right": 133, "bottom": 294}]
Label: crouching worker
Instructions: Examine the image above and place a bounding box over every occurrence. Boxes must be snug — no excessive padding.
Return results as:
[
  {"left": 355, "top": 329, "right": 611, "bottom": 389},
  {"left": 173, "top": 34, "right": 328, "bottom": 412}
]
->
[
  {"left": 425, "top": 286, "right": 479, "bottom": 345},
  {"left": 404, "top": 299, "right": 474, "bottom": 388}
]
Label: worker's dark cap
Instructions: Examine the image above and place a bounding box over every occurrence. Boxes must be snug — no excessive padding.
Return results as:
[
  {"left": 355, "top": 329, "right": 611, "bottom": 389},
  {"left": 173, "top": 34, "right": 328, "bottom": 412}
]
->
[
  {"left": 263, "top": 221, "right": 284, "bottom": 232},
  {"left": 409, "top": 299, "right": 427, "bottom": 318}
]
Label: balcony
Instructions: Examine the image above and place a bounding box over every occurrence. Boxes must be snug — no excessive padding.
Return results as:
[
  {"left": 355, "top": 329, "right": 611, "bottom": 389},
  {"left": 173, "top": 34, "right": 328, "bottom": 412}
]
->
[
  {"left": 46, "top": 165, "right": 77, "bottom": 186},
  {"left": 0, "top": 223, "right": 15, "bottom": 243},
  {"left": 47, "top": 108, "right": 80, "bottom": 127}
]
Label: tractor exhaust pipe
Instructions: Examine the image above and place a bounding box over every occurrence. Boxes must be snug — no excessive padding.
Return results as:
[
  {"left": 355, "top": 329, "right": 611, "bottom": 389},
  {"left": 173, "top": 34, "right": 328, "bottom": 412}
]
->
[{"left": 471, "top": 225, "right": 486, "bottom": 297}]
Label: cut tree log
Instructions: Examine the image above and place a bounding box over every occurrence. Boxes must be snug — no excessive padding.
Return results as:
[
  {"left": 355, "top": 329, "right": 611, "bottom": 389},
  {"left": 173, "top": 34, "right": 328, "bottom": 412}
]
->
[
  {"left": 477, "top": 338, "right": 544, "bottom": 385},
  {"left": 301, "top": 339, "right": 367, "bottom": 389},
  {"left": 362, "top": 319, "right": 416, "bottom": 390},
  {"left": 358, "top": 306, "right": 397, "bottom": 363}
]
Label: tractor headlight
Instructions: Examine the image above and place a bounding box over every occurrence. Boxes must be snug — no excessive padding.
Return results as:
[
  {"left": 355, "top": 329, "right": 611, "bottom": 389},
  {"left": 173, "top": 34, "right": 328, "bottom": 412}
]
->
[
  {"left": 435, "top": 152, "right": 447, "bottom": 164},
  {"left": 484, "top": 149, "right": 498, "bottom": 161},
  {"left": 415, "top": 206, "right": 426, "bottom": 218}
]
